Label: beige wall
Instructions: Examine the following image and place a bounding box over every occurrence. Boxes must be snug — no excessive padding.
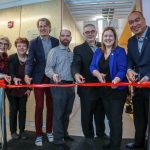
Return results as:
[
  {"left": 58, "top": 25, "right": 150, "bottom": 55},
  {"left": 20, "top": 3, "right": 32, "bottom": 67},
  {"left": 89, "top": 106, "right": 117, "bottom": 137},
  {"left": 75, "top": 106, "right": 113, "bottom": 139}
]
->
[
  {"left": 0, "top": 0, "right": 62, "bottom": 124},
  {"left": 62, "top": 4, "right": 84, "bottom": 50},
  {"left": 2, "top": 0, "right": 83, "bottom": 127},
  {"left": 0, "top": 0, "right": 61, "bottom": 54}
]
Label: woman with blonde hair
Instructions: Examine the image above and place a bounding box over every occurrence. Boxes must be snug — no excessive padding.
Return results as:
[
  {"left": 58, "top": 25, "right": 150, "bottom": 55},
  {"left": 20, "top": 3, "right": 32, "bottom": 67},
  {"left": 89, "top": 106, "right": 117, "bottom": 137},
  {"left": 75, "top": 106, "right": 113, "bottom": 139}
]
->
[
  {"left": 0, "top": 36, "right": 11, "bottom": 148},
  {"left": 0, "top": 36, "right": 11, "bottom": 82}
]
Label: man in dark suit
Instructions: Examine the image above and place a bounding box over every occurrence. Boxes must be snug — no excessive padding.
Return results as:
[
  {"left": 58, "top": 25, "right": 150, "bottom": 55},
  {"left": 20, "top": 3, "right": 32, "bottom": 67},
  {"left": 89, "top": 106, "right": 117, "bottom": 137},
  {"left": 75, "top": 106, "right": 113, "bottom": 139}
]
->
[
  {"left": 25, "top": 18, "right": 59, "bottom": 146},
  {"left": 126, "top": 11, "right": 150, "bottom": 149},
  {"left": 71, "top": 24, "right": 107, "bottom": 139}
]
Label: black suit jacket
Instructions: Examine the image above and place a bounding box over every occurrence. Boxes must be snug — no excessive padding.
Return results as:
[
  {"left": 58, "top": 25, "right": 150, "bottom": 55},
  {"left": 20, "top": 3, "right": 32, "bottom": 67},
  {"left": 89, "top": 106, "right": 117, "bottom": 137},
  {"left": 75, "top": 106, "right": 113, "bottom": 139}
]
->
[
  {"left": 71, "top": 41, "right": 100, "bottom": 99},
  {"left": 127, "top": 27, "right": 150, "bottom": 79}
]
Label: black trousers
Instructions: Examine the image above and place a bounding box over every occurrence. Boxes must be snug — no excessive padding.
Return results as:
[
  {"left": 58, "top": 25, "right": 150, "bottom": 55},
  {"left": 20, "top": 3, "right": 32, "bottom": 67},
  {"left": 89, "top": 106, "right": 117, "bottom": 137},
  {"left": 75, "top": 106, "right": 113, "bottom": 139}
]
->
[
  {"left": 132, "top": 88, "right": 149, "bottom": 146},
  {"left": 51, "top": 86, "right": 75, "bottom": 144},
  {"left": 7, "top": 94, "right": 27, "bottom": 134},
  {"left": 101, "top": 88, "right": 127, "bottom": 150},
  {"left": 80, "top": 96, "right": 105, "bottom": 138}
]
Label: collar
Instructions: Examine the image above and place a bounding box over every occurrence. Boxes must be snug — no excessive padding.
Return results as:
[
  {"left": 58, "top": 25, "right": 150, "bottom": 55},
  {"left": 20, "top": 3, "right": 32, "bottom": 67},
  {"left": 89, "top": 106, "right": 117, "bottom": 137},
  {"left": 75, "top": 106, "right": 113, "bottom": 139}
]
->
[
  {"left": 59, "top": 44, "right": 70, "bottom": 51},
  {"left": 40, "top": 35, "right": 51, "bottom": 41},
  {"left": 136, "top": 26, "right": 148, "bottom": 39},
  {"left": 87, "top": 41, "right": 98, "bottom": 48}
]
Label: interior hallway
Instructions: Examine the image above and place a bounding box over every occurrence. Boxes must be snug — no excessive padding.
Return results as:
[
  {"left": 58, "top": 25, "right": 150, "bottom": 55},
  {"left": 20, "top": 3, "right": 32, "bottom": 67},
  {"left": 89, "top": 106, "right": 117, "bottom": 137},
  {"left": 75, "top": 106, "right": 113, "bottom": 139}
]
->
[{"left": 5, "top": 91, "right": 135, "bottom": 144}]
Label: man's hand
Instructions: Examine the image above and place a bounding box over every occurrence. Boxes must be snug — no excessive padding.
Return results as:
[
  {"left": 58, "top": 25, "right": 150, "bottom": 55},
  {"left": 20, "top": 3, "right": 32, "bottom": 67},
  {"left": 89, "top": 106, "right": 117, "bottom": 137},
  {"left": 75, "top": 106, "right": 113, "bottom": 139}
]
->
[
  {"left": 53, "top": 74, "right": 61, "bottom": 83},
  {"left": 127, "top": 70, "right": 138, "bottom": 82},
  {"left": 24, "top": 75, "right": 32, "bottom": 84},
  {"left": 74, "top": 73, "right": 85, "bottom": 83},
  {"left": 138, "top": 76, "right": 149, "bottom": 84}
]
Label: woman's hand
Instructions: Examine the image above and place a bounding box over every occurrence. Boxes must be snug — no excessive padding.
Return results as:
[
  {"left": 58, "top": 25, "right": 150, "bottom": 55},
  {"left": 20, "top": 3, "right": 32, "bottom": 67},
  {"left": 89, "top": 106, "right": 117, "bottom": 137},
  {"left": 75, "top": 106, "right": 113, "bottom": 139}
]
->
[
  {"left": 112, "top": 77, "right": 121, "bottom": 89},
  {"left": 97, "top": 73, "right": 106, "bottom": 83},
  {"left": 4, "top": 74, "right": 11, "bottom": 84},
  {"left": 92, "top": 70, "right": 106, "bottom": 83},
  {"left": 13, "top": 77, "right": 21, "bottom": 85}
]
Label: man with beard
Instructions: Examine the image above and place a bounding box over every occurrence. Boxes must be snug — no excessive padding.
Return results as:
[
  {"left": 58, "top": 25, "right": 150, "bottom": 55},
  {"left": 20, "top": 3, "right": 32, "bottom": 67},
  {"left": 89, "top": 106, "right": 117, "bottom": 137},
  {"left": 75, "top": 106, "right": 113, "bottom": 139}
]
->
[{"left": 45, "top": 29, "right": 75, "bottom": 150}]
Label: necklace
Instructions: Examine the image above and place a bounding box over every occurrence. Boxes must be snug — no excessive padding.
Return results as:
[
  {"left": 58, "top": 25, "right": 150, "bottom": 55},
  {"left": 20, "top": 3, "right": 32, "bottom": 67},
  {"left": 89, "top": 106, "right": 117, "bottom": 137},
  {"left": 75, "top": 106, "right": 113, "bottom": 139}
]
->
[{"left": 17, "top": 54, "right": 27, "bottom": 65}]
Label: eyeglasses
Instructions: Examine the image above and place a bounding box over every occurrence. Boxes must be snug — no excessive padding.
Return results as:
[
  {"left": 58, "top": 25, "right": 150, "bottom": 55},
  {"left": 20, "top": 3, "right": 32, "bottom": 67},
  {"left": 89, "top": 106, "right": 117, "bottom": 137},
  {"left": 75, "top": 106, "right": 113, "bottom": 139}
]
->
[
  {"left": 0, "top": 42, "right": 9, "bottom": 48},
  {"left": 84, "top": 30, "right": 96, "bottom": 35}
]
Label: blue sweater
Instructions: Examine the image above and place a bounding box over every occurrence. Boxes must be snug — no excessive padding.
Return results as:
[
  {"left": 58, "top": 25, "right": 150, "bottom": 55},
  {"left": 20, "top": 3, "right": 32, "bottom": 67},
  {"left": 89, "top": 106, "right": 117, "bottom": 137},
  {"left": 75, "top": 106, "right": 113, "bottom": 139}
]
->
[{"left": 90, "top": 46, "right": 127, "bottom": 90}]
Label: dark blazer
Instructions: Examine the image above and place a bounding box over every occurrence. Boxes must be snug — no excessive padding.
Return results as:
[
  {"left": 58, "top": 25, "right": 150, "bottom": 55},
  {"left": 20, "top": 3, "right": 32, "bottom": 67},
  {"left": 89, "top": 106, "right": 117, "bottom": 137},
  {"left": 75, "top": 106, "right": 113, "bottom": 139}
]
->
[
  {"left": 128, "top": 27, "right": 150, "bottom": 79},
  {"left": 8, "top": 53, "right": 21, "bottom": 78},
  {"left": 71, "top": 41, "right": 100, "bottom": 99},
  {"left": 8, "top": 53, "right": 29, "bottom": 96},
  {"left": 90, "top": 46, "right": 127, "bottom": 90},
  {"left": 25, "top": 36, "right": 59, "bottom": 83}
]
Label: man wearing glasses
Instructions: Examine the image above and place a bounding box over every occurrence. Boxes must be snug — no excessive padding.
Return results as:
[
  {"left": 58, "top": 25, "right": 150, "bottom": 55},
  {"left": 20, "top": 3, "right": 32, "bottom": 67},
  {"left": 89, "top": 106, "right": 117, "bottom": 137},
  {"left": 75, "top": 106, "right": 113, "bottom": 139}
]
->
[{"left": 71, "top": 24, "right": 107, "bottom": 140}]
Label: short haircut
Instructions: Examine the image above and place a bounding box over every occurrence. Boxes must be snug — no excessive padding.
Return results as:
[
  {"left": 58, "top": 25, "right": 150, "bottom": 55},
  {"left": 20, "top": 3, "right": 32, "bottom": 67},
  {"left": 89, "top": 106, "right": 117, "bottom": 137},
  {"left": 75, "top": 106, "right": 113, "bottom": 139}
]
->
[
  {"left": 101, "top": 26, "right": 118, "bottom": 52},
  {"left": 83, "top": 24, "right": 96, "bottom": 29},
  {"left": 15, "top": 37, "right": 29, "bottom": 48},
  {"left": 129, "top": 11, "right": 144, "bottom": 18},
  {"left": 37, "top": 18, "right": 51, "bottom": 28},
  {"left": 0, "top": 36, "right": 11, "bottom": 50},
  {"left": 60, "top": 29, "right": 71, "bottom": 36}
]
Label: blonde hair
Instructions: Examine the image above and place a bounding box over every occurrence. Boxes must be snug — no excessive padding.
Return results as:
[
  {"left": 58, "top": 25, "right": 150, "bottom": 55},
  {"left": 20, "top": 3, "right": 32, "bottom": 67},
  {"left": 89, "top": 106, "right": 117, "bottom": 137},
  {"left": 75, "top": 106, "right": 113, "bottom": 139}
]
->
[
  {"left": 37, "top": 18, "right": 51, "bottom": 28},
  {"left": 0, "top": 36, "right": 12, "bottom": 50},
  {"left": 101, "top": 26, "right": 118, "bottom": 52}
]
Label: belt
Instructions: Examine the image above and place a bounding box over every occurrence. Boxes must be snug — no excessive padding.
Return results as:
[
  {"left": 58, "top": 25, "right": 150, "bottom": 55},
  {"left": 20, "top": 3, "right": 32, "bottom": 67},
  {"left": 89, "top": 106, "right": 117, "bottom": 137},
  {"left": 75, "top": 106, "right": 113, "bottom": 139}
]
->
[{"left": 61, "top": 80, "right": 73, "bottom": 84}]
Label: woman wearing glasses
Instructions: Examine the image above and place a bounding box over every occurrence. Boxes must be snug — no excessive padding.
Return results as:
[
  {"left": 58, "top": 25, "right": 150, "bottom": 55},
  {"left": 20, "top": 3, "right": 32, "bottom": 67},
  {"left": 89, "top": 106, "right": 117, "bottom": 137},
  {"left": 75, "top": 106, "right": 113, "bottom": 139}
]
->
[
  {"left": 0, "top": 36, "right": 11, "bottom": 83},
  {"left": 0, "top": 36, "right": 11, "bottom": 148}
]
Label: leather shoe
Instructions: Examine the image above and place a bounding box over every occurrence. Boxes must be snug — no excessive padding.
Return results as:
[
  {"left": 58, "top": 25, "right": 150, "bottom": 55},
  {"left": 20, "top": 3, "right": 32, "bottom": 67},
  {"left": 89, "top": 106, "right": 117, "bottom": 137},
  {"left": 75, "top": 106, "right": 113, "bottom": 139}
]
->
[
  {"left": 103, "top": 134, "right": 110, "bottom": 139},
  {"left": 103, "top": 143, "right": 111, "bottom": 149},
  {"left": 20, "top": 132, "right": 28, "bottom": 140},
  {"left": 126, "top": 142, "right": 144, "bottom": 149},
  {"left": 64, "top": 136, "right": 74, "bottom": 141},
  {"left": 96, "top": 134, "right": 110, "bottom": 141}
]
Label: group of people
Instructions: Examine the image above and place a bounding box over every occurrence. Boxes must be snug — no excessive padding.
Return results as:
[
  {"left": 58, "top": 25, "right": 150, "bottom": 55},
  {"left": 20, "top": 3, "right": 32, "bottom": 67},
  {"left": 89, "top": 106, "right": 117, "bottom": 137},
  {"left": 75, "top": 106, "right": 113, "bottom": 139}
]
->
[{"left": 0, "top": 10, "right": 149, "bottom": 150}]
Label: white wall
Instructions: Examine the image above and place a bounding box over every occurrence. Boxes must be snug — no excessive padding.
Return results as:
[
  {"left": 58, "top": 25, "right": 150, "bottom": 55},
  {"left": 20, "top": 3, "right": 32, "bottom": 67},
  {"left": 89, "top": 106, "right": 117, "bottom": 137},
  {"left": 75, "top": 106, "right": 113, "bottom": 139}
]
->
[{"left": 142, "top": 0, "right": 150, "bottom": 26}]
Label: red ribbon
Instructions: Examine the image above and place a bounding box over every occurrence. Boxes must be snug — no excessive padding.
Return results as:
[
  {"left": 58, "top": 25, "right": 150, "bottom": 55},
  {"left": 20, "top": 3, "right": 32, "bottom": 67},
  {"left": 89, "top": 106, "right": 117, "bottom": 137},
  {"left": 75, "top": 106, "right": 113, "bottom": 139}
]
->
[{"left": 1, "top": 79, "right": 150, "bottom": 88}]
